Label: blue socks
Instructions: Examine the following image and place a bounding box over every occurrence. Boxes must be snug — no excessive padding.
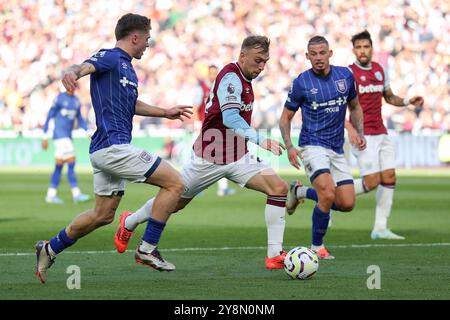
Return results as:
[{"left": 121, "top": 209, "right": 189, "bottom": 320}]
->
[
  {"left": 306, "top": 188, "right": 339, "bottom": 211},
  {"left": 50, "top": 164, "right": 63, "bottom": 188},
  {"left": 67, "top": 162, "right": 78, "bottom": 188},
  {"left": 142, "top": 217, "right": 166, "bottom": 245},
  {"left": 312, "top": 205, "right": 330, "bottom": 246},
  {"left": 49, "top": 228, "right": 77, "bottom": 255}
]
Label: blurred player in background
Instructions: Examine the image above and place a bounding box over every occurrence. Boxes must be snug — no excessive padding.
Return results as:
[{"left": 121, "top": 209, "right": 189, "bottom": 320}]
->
[
  {"left": 34, "top": 13, "right": 192, "bottom": 283},
  {"left": 115, "top": 35, "right": 290, "bottom": 270},
  {"left": 280, "top": 36, "right": 366, "bottom": 259},
  {"left": 194, "top": 64, "right": 235, "bottom": 197},
  {"left": 347, "top": 30, "right": 424, "bottom": 240},
  {"left": 42, "top": 85, "right": 91, "bottom": 204}
]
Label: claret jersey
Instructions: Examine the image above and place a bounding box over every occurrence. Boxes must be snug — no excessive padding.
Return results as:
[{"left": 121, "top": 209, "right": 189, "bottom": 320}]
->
[{"left": 193, "top": 62, "right": 254, "bottom": 164}]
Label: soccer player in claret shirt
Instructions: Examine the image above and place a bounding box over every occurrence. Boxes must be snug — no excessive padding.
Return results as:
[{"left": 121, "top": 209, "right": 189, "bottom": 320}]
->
[
  {"left": 346, "top": 30, "right": 424, "bottom": 240},
  {"left": 34, "top": 13, "right": 192, "bottom": 283},
  {"left": 42, "top": 85, "right": 91, "bottom": 204},
  {"left": 115, "top": 35, "right": 290, "bottom": 270},
  {"left": 194, "top": 64, "right": 236, "bottom": 197},
  {"left": 279, "top": 36, "right": 366, "bottom": 259}
]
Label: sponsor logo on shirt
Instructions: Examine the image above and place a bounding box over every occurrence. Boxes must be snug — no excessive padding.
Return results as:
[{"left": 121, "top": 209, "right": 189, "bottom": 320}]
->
[
  {"left": 358, "top": 84, "right": 384, "bottom": 94},
  {"left": 121, "top": 62, "right": 128, "bottom": 69},
  {"left": 240, "top": 102, "right": 253, "bottom": 112},
  {"left": 311, "top": 96, "right": 348, "bottom": 110},
  {"left": 119, "top": 77, "right": 138, "bottom": 88},
  {"left": 60, "top": 108, "right": 77, "bottom": 119},
  {"left": 310, "top": 88, "right": 318, "bottom": 95}
]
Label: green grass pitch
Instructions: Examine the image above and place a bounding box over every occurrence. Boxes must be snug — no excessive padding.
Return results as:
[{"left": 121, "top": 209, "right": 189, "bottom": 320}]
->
[{"left": 0, "top": 168, "right": 449, "bottom": 300}]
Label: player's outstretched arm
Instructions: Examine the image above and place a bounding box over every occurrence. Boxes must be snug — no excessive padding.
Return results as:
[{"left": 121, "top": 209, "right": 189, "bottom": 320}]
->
[
  {"left": 222, "top": 108, "right": 284, "bottom": 156},
  {"left": 61, "top": 63, "right": 96, "bottom": 93},
  {"left": 279, "top": 107, "right": 302, "bottom": 169},
  {"left": 348, "top": 97, "right": 367, "bottom": 151},
  {"left": 135, "top": 100, "right": 193, "bottom": 121},
  {"left": 383, "top": 88, "right": 424, "bottom": 108}
]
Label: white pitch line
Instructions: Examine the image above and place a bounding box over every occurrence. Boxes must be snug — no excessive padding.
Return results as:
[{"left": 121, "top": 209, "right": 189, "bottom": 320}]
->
[{"left": 0, "top": 242, "right": 449, "bottom": 257}]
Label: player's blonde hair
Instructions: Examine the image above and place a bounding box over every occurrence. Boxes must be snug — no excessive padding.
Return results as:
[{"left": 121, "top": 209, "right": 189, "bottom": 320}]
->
[{"left": 241, "top": 35, "right": 270, "bottom": 53}]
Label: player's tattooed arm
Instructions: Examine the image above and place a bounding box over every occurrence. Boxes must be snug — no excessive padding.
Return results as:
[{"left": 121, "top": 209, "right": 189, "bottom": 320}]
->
[
  {"left": 67, "top": 63, "right": 96, "bottom": 79},
  {"left": 383, "top": 88, "right": 424, "bottom": 108},
  {"left": 348, "top": 97, "right": 367, "bottom": 151},
  {"left": 61, "top": 63, "right": 96, "bottom": 92},
  {"left": 348, "top": 97, "right": 364, "bottom": 136},
  {"left": 279, "top": 107, "right": 302, "bottom": 169},
  {"left": 279, "top": 108, "right": 295, "bottom": 149}
]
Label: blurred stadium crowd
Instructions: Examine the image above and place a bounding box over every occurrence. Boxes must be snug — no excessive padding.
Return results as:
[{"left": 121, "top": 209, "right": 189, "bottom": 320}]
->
[{"left": 0, "top": 0, "right": 449, "bottom": 135}]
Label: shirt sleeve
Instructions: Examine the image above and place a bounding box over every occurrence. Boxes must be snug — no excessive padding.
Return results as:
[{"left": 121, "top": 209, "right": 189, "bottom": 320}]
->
[
  {"left": 43, "top": 96, "right": 61, "bottom": 135},
  {"left": 75, "top": 99, "right": 88, "bottom": 132},
  {"left": 222, "top": 108, "right": 264, "bottom": 145},
  {"left": 284, "top": 78, "right": 303, "bottom": 111},
  {"left": 83, "top": 50, "right": 118, "bottom": 74},
  {"left": 216, "top": 72, "right": 243, "bottom": 112},
  {"left": 380, "top": 64, "right": 391, "bottom": 91},
  {"left": 348, "top": 72, "right": 357, "bottom": 101}
]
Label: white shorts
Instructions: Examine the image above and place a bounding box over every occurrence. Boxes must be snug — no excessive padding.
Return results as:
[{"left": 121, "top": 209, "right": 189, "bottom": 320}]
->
[
  {"left": 299, "top": 145, "right": 353, "bottom": 186},
  {"left": 181, "top": 151, "right": 271, "bottom": 198},
  {"left": 54, "top": 138, "right": 75, "bottom": 160},
  {"left": 352, "top": 134, "right": 395, "bottom": 176},
  {"left": 89, "top": 144, "right": 161, "bottom": 196}
]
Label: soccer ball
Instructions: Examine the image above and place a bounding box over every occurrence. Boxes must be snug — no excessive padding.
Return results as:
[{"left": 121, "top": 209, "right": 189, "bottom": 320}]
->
[{"left": 284, "top": 246, "right": 319, "bottom": 280}]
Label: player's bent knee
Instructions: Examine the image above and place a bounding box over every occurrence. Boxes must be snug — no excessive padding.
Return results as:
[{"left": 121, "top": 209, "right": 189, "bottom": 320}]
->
[
  {"left": 270, "top": 180, "right": 288, "bottom": 196},
  {"left": 338, "top": 203, "right": 355, "bottom": 212},
  {"left": 364, "top": 176, "right": 381, "bottom": 190},
  {"left": 318, "top": 191, "right": 335, "bottom": 206}
]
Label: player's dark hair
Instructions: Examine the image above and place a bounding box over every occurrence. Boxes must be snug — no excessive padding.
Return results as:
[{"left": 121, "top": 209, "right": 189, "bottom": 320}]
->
[
  {"left": 115, "top": 13, "right": 151, "bottom": 41},
  {"left": 241, "top": 35, "right": 270, "bottom": 53},
  {"left": 307, "top": 36, "right": 329, "bottom": 48},
  {"left": 351, "top": 30, "right": 373, "bottom": 47}
]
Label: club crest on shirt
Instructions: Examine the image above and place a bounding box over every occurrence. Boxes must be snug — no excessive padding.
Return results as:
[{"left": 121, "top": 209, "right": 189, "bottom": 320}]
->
[
  {"left": 245, "top": 87, "right": 250, "bottom": 94},
  {"left": 374, "top": 71, "right": 383, "bottom": 81},
  {"left": 227, "top": 83, "right": 235, "bottom": 94},
  {"left": 139, "top": 151, "right": 153, "bottom": 163},
  {"left": 335, "top": 79, "right": 347, "bottom": 94}
]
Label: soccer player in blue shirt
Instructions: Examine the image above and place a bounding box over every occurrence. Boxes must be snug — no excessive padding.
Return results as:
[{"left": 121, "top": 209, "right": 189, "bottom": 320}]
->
[
  {"left": 42, "top": 86, "right": 91, "bottom": 204},
  {"left": 34, "top": 13, "right": 192, "bottom": 283},
  {"left": 279, "top": 36, "right": 366, "bottom": 259}
]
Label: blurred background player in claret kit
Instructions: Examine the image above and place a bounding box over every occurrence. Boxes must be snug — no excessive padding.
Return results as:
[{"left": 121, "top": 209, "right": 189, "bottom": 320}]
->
[
  {"left": 347, "top": 30, "right": 424, "bottom": 240},
  {"left": 41, "top": 84, "right": 91, "bottom": 204},
  {"left": 194, "top": 64, "right": 236, "bottom": 197}
]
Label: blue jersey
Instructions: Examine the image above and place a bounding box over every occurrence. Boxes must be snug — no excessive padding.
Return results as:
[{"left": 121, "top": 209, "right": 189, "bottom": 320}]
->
[
  {"left": 84, "top": 47, "right": 138, "bottom": 154},
  {"left": 285, "top": 65, "right": 357, "bottom": 154},
  {"left": 43, "top": 92, "right": 88, "bottom": 140}
]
